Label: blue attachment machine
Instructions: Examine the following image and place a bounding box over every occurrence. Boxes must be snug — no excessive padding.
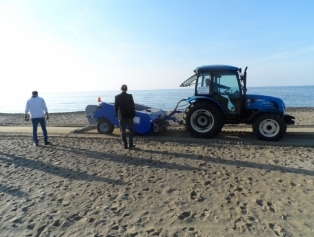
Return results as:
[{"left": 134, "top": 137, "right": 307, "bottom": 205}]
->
[{"left": 86, "top": 100, "right": 182, "bottom": 135}]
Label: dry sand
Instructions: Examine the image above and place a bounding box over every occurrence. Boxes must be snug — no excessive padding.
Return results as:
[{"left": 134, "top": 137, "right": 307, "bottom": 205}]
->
[{"left": 0, "top": 108, "right": 314, "bottom": 237}]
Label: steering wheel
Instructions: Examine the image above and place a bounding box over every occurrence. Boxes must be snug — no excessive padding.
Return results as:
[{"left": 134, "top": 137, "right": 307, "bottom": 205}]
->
[
  {"left": 221, "top": 87, "right": 231, "bottom": 95},
  {"left": 228, "top": 90, "right": 239, "bottom": 100}
]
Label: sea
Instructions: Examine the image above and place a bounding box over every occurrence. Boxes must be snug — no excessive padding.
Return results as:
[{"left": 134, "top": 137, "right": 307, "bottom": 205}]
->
[{"left": 1, "top": 86, "right": 314, "bottom": 113}]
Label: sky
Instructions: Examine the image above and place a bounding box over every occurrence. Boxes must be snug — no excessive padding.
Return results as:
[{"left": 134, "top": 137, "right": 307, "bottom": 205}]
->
[{"left": 0, "top": 0, "right": 314, "bottom": 94}]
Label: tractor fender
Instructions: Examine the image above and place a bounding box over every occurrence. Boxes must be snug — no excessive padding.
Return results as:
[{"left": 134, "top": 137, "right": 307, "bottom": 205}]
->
[
  {"left": 247, "top": 110, "right": 282, "bottom": 123},
  {"left": 186, "top": 96, "right": 227, "bottom": 115}
]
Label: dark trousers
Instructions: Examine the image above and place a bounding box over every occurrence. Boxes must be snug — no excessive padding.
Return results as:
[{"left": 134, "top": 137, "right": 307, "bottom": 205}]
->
[
  {"left": 31, "top": 117, "right": 48, "bottom": 144},
  {"left": 119, "top": 118, "right": 134, "bottom": 146}
]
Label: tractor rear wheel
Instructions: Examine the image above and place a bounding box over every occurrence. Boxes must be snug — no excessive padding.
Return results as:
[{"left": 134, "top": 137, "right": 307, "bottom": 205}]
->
[
  {"left": 184, "top": 102, "right": 224, "bottom": 138},
  {"left": 96, "top": 118, "right": 114, "bottom": 134},
  {"left": 252, "top": 114, "right": 286, "bottom": 141}
]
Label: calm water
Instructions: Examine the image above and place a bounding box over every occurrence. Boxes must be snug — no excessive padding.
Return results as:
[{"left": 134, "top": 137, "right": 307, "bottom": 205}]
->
[{"left": 1, "top": 86, "right": 314, "bottom": 113}]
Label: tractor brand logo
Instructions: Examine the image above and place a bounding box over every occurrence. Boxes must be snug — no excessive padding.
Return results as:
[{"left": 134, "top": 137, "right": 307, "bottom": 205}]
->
[
  {"left": 262, "top": 102, "right": 271, "bottom": 105},
  {"left": 246, "top": 99, "right": 251, "bottom": 102}
]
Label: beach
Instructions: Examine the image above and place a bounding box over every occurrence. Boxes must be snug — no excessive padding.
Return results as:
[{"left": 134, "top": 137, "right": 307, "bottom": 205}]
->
[{"left": 1, "top": 108, "right": 314, "bottom": 236}]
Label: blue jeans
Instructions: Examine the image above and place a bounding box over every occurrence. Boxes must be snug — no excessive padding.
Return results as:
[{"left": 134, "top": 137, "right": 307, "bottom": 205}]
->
[{"left": 31, "top": 117, "right": 48, "bottom": 144}]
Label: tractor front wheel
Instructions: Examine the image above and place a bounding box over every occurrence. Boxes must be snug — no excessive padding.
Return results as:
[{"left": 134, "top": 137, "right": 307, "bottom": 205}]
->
[
  {"left": 252, "top": 114, "right": 286, "bottom": 141},
  {"left": 96, "top": 118, "right": 114, "bottom": 134},
  {"left": 184, "top": 102, "right": 224, "bottom": 138}
]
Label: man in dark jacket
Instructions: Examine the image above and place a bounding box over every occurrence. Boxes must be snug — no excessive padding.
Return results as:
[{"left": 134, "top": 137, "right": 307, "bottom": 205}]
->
[{"left": 114, "top": 84, "right": 136, "bottom": 149}]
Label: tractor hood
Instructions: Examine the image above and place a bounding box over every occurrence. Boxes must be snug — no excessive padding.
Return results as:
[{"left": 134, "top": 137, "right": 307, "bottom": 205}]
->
[{"left": 245, "top": 94, "right": 285, "bottom": 112}]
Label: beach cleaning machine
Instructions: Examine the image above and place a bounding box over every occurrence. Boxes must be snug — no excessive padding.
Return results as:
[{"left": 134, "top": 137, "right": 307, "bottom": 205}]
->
[{"left": 86, "top": 99, "right": 184, "bottom": 135}]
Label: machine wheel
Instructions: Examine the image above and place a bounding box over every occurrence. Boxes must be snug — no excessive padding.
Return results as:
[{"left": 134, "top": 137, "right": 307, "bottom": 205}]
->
[
  {"left": 153, "top": 123, "right": 160, "bottom": 133},
  {"left": 184, "top": 102, "right": 224, "bottom": 138},
  {"left": 252, "top": 114, "right": 286, "bottom": 141},
  {"left": 96, "top": 118, "right": 114, "bottom": 134}
]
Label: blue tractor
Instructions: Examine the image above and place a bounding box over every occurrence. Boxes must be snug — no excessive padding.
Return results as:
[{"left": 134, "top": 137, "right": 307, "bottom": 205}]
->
[{"left": 179, "top": 65, "right": 295, "bottom": 141}]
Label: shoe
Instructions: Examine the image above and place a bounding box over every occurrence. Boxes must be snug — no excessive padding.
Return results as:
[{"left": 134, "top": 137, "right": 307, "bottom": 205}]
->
[
  {"left": 44, "top": 142, "right": 51, "bottom": 145},
  {"left": 129, "top": 145, "right": 136, "bottom": 148},
  {"left": 33, "top": 143, "right": 39, "bottom": 146},
  {"left": 124, "top": 145, "right": 128, "bottom": 149}
]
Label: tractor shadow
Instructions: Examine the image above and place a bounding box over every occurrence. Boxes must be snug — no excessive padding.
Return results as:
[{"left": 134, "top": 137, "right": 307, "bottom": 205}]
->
[{"left": 156, "top": 125, "right": 314, "bottom": 148}]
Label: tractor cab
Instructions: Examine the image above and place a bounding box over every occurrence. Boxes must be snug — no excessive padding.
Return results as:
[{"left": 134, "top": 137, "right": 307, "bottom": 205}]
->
[{"left": 180, "top": 65, "right": 247, "bottom": 116}]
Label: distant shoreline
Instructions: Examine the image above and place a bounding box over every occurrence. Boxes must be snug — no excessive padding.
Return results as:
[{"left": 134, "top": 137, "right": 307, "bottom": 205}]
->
[
  {"left": 1, "top": 107, "right": 314, "bottom": 115},
  {"left": 0, "top": 111, "right": 85, "bottom": 115}
]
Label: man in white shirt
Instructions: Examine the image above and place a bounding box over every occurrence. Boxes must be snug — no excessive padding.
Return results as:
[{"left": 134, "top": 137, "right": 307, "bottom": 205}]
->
[{"left": 25, "top": 91, "right": 50, "bottom": 146}]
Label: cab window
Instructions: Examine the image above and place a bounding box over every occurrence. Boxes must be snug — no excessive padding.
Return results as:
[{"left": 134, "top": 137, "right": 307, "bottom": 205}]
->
[
  {"left": 196, "top": 73, "right": 211, "bottom": 95},
  {"left": 213, "top": 73, "right": 239, "bottom": 95}
]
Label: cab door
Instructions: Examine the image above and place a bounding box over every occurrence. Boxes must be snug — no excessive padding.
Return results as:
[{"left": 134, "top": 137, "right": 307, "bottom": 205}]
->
[
  {"left": 212, "top": 72, "right": 241, "bottom": 114},
  {"left": 195, "top": 73, "right": 211, "bottom": 95}
]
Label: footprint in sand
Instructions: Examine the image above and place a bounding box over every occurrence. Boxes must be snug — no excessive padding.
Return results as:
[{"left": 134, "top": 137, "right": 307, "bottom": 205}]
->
[
  {"left": 197, "top": 209, "right": 210, "bottom": 220},
  {"left": 27, "top": 223, "right": 35, "bottom": 230},
  {"left": 190, "top": 190, "right": 197, "bottom": 200},
  {"left": 232, "top": 217, "right": 254, "bottom": 233},
  {"left": 146, "top": 228, "right": 162, "bottom": 235},
  {"left": 178, "top": 211, "right": 191, "bottom": 220},
  {"left": 256, "top": 199, "right": 277, "bottom": 213},
  {"left": 269, "top": 223, "right": 291, "bottom": 236},
  {"left": 52, "top": 220, "right": 61, "bottom": 227},
  {"left": 240, "top": 203, "right": 248, "bottom": 214}
]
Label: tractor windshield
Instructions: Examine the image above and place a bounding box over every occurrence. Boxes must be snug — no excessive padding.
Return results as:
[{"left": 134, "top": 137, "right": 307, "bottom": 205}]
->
[{"left": 180, "top": 74, "right": 197, "bottom": 87}]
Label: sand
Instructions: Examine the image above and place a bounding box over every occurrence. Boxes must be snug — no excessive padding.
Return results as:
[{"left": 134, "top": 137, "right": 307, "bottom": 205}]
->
[{"left": 0, "top": 108, "right": 314, "bottom": 237}]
